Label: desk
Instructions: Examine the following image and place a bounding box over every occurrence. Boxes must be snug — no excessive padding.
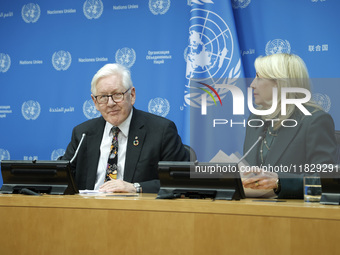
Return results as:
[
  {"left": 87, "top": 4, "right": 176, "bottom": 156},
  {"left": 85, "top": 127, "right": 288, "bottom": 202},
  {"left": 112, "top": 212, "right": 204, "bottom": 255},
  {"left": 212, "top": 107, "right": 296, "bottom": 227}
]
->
[{"left": 0, "top": 194, "right": 339, "bottom": 255}]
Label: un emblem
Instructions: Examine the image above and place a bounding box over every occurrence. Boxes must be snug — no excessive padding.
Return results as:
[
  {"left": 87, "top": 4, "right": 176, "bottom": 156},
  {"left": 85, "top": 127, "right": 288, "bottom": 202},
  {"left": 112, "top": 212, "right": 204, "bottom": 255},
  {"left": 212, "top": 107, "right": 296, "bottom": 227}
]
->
[
  {"left": 21, "top": 3, "right": 41, "bottom": 23},
  {"left": 115, "top": 48, "right": 136, "bottom": 68},
  {"left": 51, "top": 149, "right": 66, "bottom": 160},
  {"left": 265, "top": 39, "right": 291, "bottom": 55},
  {"left": 149, "top": 0, "right": 171, "bottom": 15},
  {"left": 184, "top": 8, "right": 241, "bottom": 108},
  {"left": 186, "top": 9, "right": 233, "bottom": 81},
  {"left": 232, "top": 0, "right": 251, "bottom": 9},
  {"left": 83, "top": 0, "right": 104, "bottom": 19},
  {"left": 0, "top": 53, "right": 11, "bottom": 73},
  {"left": 22, "top": 100, "right": 41, "bottom": 120},
  {"left": 148, "top": 98, "right": 170, "bottom": 117},
  {"left": 0, "top": 149, "right": 10, "bottom": 161},
  {"left": 83, "top": 99, "right": 101, "bottom": 119},
  {"left": 312, "top": 93, "right": 331, "bottom": 113},
  {"left": 52, "top": 50, "right": 72, "bottom": 71}
]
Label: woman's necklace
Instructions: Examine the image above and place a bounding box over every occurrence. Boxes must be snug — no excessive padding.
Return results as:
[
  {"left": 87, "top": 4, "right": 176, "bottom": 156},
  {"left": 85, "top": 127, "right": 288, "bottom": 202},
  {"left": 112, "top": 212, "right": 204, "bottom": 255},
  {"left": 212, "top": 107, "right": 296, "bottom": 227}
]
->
[{"left": 260, "top": 126, "right": 278, "bottom": 164}]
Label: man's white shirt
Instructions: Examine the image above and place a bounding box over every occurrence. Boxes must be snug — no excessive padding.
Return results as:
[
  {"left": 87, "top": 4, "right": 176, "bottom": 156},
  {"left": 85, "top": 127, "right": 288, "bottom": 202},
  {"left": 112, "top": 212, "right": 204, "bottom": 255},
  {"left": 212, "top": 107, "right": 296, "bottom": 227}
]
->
[{"left": 94, "top": 109, "right": 133, "bottom": 190}]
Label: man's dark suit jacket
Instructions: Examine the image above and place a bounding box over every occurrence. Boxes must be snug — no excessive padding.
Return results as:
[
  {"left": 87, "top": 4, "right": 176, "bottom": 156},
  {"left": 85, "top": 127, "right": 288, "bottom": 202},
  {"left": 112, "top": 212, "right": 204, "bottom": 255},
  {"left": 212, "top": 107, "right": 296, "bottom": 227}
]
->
[
  {"left": 243, "top": 107, "right": 337, "bottom": 199},
  {"left": 61, "top": 108, "right": 189, "bottom": 193}
]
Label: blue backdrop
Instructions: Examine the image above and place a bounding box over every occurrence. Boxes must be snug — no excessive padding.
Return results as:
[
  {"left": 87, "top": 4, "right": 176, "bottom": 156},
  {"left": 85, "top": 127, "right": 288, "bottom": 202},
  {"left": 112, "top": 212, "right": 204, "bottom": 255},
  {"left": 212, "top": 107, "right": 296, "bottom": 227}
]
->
[{"left": 1, "top": 0, "right": 339, "bottom": 187}]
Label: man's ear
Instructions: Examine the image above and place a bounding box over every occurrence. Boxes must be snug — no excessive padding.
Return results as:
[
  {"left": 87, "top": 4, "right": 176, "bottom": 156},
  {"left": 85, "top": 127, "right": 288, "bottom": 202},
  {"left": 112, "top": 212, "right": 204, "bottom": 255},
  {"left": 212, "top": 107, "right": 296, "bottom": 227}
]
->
[
  {"left": 130, "top": 87, "right": 136, "bottom": 106},
  {"left": 91, "top": 94, "right": 100, "bottom": 111}
]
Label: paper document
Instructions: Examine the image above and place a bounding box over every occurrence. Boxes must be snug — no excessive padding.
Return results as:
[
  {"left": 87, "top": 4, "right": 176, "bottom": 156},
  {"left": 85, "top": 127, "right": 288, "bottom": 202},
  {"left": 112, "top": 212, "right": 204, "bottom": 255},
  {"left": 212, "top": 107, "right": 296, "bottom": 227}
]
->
[{"left": 79, "top": 190, "right": 105, "bottom": 195}]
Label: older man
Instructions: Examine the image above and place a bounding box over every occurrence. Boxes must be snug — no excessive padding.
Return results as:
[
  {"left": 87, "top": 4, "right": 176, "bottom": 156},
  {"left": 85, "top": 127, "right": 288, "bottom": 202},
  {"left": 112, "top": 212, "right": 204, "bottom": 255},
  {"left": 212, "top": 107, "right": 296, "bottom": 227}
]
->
[{"left": 61, "top": 63, "right": 189, "bottom": 193}]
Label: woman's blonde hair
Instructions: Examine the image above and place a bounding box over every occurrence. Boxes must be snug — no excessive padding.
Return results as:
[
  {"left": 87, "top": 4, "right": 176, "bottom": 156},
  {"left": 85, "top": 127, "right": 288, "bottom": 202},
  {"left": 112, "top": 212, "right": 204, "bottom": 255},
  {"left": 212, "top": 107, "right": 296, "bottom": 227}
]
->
[{"left": 254, "top": 53, "right": 320, "bottom": 129}]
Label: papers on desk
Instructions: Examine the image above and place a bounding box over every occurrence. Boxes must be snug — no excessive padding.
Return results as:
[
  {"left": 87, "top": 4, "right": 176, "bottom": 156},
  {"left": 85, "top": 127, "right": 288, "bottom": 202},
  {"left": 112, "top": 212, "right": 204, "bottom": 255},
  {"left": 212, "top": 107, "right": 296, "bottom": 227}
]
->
[
  {"left": 79, "top": 190, "right": 139, "bottom": 198},
  {"left": 210, "top": 150, "right": 276, "bottom": 198},
  {"left": 79, "top": 190, "right": 105, "bottom": 195}
]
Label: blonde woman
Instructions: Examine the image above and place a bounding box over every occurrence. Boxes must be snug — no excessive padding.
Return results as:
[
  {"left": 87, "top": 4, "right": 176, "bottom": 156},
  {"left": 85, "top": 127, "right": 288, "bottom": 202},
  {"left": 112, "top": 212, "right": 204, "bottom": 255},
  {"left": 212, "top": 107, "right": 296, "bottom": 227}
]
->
[{"left": 242, "top": 53, "right": 336, "bottom": 199}]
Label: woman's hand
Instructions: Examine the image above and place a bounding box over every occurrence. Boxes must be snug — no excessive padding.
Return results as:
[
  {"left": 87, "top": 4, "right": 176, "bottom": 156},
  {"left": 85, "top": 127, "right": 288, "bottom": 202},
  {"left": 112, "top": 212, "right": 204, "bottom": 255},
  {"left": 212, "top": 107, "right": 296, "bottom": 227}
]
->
[{"left": 242, "top": 167, "right": 279, "bottom": 190}]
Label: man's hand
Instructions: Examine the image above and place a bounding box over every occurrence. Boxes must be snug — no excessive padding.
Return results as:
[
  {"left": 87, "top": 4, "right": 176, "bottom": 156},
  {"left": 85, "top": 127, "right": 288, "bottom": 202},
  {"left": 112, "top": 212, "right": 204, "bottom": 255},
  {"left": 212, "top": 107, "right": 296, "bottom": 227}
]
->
[{"left": 99, "top": 179, "right": 136, "bottom": 193}]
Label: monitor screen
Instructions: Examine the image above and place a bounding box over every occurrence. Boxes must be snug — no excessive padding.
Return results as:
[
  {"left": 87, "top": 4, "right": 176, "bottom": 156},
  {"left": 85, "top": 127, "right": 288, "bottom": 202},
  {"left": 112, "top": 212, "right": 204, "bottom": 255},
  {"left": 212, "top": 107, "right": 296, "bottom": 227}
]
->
[
  {"left": 320, "top": 167, "right": 340, "bottom": 205},
  {"left": 157, "top": 161, "right": 245, "bottom": 200},
  {"left": 0, "top": 160, "right": 78, "bottom": 195}
]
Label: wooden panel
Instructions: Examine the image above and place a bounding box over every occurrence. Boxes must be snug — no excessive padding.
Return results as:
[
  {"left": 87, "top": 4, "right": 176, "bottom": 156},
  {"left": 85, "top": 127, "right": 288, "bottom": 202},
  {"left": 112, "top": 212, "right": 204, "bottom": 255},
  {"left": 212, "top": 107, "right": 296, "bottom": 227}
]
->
[
  {"left": 0, "top": 194, "right": 339, "bottom": 255},
  {"left": 290, "top": 218, "right": 339, "bottom": 255},
  {"left": 0, "top": 207, "right": 195, "bottom": 255}
]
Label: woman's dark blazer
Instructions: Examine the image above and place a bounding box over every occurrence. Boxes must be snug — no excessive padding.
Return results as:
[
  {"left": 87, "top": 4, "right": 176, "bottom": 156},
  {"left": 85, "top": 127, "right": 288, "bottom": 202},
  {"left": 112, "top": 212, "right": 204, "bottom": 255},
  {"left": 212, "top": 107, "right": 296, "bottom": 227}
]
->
[{"left": 243, "top": 107, "right": 337, "bottom": 199}]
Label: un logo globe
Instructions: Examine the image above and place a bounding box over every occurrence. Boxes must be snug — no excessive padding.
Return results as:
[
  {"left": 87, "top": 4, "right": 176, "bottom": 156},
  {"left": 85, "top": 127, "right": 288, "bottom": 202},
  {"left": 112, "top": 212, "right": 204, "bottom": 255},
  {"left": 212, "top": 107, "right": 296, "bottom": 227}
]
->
[
  {"left": 83, "top": 0, "right": 104, "bottom": 19},
  {"left": 185, "top": 8, "right": 236, "bottom": 108},
  {"left": 0, "top": 53, "right": 11, "bottom": 73},
  {"left": 0, "top": 149, "right": 10, "bottom": 161},
  {"left": 52, "top": 50, "right": 72, "bottom": 71},
  {"left": 21, "top": 3, "right": 40, "bottom": 23},
  {"left": 21, "top": 100, "right": 41, "bottom": 120},
  {"left": 149, "top": 0, "right": 170, "bottom": 15},
  {"left": 186, "top": 9, "right": 234, "bottom": 80},
  {"left": 148, "top": 97, "right": 170, "bottom": 117},
  {"left": 115, "top": 48, "right": 136, "bottom": 68},
  {"left": 312, "top": 93, "right": 331, "bottom": 112},
  {"left": 51, "top": 149, "right": 66, "bottom": 160},
  {"left": 265, "top": 39, "right": 291, "bottom": 55},
  {"left": 83, "top": 100, "right": 101, "bottom": 119}
]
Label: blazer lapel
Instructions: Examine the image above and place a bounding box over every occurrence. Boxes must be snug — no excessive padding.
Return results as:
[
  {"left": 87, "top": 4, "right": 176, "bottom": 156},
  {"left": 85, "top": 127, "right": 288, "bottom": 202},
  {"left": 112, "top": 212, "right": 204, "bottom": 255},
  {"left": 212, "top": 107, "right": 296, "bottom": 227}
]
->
[
  {"left": 264, "top": 123, "right": 302, "bottom": 166},
  {"left": 124, "top": 109, "right": 146, "bottom": 182}
]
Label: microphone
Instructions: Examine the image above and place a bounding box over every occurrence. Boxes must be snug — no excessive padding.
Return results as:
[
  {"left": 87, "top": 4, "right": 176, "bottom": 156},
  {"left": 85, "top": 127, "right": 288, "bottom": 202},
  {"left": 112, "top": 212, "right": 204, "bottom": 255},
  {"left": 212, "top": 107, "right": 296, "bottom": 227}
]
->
[
  {"left": 237, "top": 124, "right": 269, "bottom": 165},
  {"left": 19, "top": 188, "right": 41, "bottom": 196},
  {"left": 70, "top": 133, "right": 86, "bottom": 164}
]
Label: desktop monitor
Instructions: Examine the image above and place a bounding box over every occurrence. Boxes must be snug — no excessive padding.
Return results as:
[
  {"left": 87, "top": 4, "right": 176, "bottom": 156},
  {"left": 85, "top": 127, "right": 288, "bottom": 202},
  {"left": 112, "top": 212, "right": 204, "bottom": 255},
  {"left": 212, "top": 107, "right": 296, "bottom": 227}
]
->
[
  {"left": 0, "top": 160, "right": 78, "bottom": 195},
  {"left": 320, "top": 167, "right": 340, "bottom": 205},
  {"left": 156, "top": 161, "right": 245, "bottom": 200}
]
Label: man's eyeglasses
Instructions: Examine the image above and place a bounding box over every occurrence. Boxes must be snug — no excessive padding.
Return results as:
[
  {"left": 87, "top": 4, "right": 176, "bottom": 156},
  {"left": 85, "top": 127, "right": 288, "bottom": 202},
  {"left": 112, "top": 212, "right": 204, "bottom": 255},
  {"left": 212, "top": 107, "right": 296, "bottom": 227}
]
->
[{"left": 95, "top": 88, "right": 131, "bottom": 104}]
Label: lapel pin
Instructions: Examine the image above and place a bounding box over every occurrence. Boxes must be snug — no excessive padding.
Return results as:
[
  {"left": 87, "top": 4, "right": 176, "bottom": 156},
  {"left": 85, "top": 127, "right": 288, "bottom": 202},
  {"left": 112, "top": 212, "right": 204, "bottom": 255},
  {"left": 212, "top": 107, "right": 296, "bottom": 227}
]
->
[{"left": 133, "top": 136, "right": 139, "bottom": 146}]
